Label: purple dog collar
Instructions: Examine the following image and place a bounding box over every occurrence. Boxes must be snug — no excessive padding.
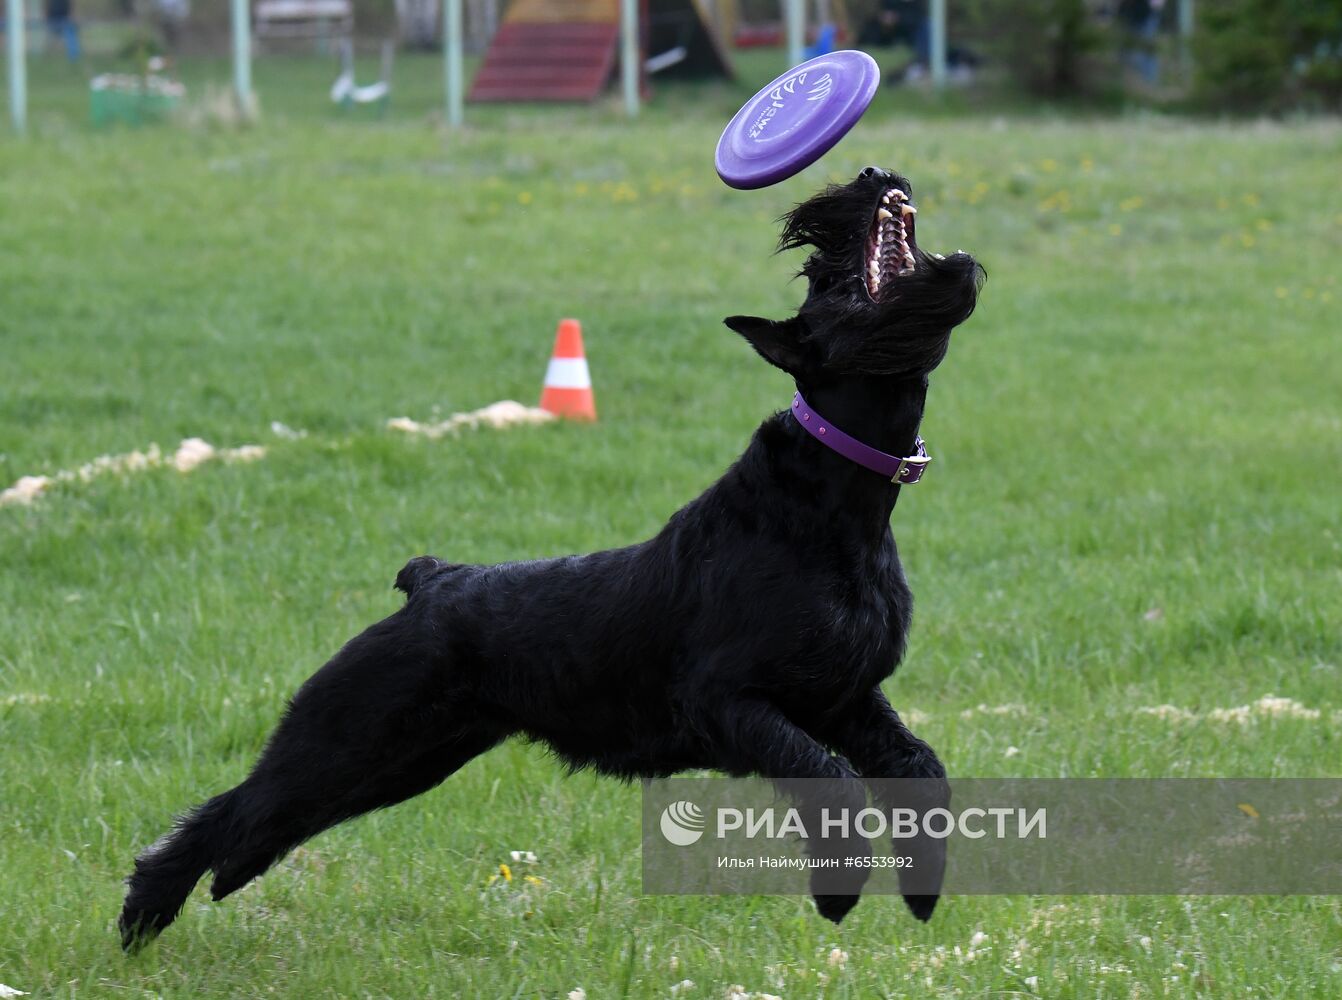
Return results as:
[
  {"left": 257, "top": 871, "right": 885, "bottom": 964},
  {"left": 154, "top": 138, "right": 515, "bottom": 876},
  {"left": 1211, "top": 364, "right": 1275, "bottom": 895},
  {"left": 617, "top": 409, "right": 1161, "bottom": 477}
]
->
[{"left": 791, "top": 392, "right": 932, "bottom": 485}]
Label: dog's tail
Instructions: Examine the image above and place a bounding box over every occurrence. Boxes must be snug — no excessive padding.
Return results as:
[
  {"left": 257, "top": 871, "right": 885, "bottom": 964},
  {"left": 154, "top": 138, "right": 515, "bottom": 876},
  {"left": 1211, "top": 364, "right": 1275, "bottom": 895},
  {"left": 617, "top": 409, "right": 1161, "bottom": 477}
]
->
[
  {"left": 394, "top": 555, "right": 461, "bottom": 599},
  {"left": 119, "top": 788, "right": 242, "bottom": 951}
]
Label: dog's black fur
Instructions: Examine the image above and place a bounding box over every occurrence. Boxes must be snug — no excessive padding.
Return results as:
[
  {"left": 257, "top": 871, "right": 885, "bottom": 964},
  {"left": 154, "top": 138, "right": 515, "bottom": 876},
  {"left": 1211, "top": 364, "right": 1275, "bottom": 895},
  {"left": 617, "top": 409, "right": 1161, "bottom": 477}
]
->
[{"left": 119, "top": 167, "right": 984, "bottom": 949}]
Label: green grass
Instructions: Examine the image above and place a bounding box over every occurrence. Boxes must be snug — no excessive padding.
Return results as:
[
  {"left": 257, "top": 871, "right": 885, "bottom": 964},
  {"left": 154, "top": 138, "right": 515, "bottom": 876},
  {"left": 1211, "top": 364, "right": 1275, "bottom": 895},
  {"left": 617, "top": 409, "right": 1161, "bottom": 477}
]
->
[{"left": 3, "top": 57, "right": 1341, "bottom": 998}]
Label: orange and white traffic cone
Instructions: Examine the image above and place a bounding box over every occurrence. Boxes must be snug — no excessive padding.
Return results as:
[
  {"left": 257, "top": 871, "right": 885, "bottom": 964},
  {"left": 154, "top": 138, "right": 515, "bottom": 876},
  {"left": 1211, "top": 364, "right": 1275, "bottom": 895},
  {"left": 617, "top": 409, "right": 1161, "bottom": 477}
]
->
[{"left": 539, "top": 318, "right": 596, "bottom": 421}]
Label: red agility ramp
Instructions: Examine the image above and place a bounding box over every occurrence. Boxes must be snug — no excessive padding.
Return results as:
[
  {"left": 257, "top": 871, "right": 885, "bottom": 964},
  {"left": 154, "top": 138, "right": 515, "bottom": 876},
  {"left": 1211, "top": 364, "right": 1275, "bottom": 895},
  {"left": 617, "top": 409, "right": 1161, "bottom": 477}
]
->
[{"left": 468, "top": 0, "right": 623, "bottom": 103}]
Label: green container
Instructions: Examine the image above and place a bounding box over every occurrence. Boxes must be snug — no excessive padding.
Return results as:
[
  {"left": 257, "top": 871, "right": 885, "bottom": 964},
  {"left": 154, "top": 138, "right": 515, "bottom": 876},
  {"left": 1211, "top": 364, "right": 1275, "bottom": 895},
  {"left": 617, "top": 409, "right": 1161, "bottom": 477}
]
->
[{"left": 90, "top": 81, "right": 183, "bottom": 128}]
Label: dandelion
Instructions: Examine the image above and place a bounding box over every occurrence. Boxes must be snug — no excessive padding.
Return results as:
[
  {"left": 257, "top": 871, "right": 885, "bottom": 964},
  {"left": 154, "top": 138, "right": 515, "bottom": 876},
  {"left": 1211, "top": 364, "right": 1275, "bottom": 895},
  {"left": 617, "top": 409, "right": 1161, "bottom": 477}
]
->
[
  {"left": 1080, "top": 157, "right": 1095, "bottom": 172},
  {"left": 1275, "top": 287, "right": 1289, "bottom": 299},
  {"left": 518, "top": 191, "right": 534, "bottom": 205},
  {"left": 523, "top": 875, "right": 544, "bottom": 886},
  {"left": 499, "top": 863, "right": 513, "bottom": 882},
  {"left": 1109, "top": 223, "right": 1122, "bottom": 237},
  {"left": 1039, "top": 158, "right": 1057, "bottom": 172},
  {"left": 1119, "top": 196, "right": 1144, "bottom": 212}
]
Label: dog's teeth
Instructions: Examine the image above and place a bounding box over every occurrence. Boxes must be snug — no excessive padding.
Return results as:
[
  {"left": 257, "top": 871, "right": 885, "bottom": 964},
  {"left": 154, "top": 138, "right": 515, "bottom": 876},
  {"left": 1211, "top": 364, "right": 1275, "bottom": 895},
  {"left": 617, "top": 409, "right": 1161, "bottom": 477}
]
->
[
  {"left": 932, "top": 252, "right": 945, "bottom": 260},
  {"left": 904, "top": 252, "right": 916, "bottom": 268},
  {"left": 878, "top": 208, "right": 893, "bottom": 220},
  {"left": 881, "top": 193, "right": 892, "bottom": 204},
  {"left": 901, "top": 204, "right": 916, "bottom": 217},
  {"left": 868, "top": 261, "right": 880, "bottom": 276}
]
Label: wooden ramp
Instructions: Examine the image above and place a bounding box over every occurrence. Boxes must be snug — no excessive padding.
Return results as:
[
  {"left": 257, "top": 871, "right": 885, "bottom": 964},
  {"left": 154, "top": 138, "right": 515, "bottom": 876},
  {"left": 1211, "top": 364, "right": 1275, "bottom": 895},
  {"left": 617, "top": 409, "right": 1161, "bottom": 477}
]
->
[{"left": 469, "top": 0, "right": 623, "bottom": 103}]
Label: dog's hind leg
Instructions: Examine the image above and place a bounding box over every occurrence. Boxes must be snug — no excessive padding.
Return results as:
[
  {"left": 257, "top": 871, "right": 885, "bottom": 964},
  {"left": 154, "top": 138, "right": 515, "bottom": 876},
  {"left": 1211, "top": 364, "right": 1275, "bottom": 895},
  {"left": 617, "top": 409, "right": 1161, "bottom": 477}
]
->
[
  {"left": 121, "top": 612, "right": 507, "bottom": 949},
  {"left": 206, "top": 724, "right": 505, "bottom": 901},
  {"left": 824, "top": 687, "right": 949, "bottom": 923},
  {"left": 697, "top": 696, "right": 872, "bottom": 924}
]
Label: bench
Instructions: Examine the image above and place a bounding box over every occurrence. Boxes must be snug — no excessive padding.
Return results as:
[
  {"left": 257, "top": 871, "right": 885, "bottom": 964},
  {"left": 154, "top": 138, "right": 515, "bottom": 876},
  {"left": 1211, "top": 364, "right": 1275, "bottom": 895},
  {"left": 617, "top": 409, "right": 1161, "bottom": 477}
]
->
[{"left": 254, "top": 0, "right": 353, "bottom": 43}]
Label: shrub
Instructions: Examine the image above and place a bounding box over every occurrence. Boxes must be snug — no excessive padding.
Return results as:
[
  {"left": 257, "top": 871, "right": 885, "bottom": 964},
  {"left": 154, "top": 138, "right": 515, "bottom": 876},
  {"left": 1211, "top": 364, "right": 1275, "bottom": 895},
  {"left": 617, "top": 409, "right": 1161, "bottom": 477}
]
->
[{"left": 1193, "top": 0, "right": 1342, "bottom": 111}]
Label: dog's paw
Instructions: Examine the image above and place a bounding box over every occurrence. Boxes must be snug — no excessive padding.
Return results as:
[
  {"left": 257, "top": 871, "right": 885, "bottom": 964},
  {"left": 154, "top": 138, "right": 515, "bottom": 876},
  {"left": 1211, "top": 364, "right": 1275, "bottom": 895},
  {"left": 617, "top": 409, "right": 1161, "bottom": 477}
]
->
[
  {"left": 814, "top": 893, "right": 861, "bottom": 924},
  {"left": 902, "top": 893, "right": 939, "bottom": 922},
  {"left": 118, "top": 909, "right": 162, "bottom": 953}
]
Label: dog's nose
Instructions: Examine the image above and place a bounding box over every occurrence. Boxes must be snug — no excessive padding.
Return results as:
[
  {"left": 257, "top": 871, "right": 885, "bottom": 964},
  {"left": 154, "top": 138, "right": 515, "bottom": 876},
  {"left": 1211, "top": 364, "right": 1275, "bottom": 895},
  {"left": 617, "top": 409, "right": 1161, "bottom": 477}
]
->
[{"left": 860, "top": 166, "right": 889, "bottom": 181}]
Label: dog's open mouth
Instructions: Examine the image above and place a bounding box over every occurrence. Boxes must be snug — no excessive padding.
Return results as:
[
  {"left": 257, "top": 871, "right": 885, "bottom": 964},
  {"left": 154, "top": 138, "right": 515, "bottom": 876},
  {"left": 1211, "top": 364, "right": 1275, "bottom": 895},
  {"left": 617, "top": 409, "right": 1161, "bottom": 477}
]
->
[{"left": 865, "top": 187, "right": 917, "bottom": 299}]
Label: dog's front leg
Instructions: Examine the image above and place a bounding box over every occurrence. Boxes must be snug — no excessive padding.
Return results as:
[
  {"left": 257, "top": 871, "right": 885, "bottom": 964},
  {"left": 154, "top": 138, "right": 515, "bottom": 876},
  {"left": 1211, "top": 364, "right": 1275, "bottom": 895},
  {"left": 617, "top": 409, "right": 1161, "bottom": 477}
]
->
[
  {"left": 698, "top": 696, "right": 871, "bottom": 923},
  {"left": 826, "top": 687, "right": 949, "bottom": 922}
]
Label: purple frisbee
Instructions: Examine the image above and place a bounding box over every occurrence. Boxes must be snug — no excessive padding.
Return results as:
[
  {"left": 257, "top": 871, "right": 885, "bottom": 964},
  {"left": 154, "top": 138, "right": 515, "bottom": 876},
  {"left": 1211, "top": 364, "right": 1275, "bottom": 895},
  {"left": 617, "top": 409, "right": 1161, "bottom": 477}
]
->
[{"left": 715, "top": 50, "right": 880, "bottom": 190}]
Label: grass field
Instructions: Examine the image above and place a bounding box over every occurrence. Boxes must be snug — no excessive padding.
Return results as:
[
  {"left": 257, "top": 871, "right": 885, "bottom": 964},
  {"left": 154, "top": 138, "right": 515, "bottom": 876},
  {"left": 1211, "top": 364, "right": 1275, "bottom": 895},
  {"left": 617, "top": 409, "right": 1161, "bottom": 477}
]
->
[{"left": 2, "top": 55, "right": 1341, "bottom": 998}]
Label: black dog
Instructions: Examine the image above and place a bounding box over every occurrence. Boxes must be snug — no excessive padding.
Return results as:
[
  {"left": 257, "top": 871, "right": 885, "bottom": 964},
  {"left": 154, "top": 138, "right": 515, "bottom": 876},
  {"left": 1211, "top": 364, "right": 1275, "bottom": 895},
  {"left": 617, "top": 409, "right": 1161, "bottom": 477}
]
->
[{"left": 120, "top": 166, "right": 983, "bottom": 949}]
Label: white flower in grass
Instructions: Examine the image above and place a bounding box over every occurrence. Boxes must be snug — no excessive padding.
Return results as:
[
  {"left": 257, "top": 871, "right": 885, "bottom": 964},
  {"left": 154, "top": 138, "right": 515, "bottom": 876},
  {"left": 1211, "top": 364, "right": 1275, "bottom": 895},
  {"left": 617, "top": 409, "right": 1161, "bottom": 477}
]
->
[
  {"left": 0, "top": 985, "right": 29, "bottom": 998},
  {"left": 726, "top": 986, "right": 747, "bottom": 997},
  {"left": 1024, "top": 975, "right": 1038, "bottom": 990},
  {"left": 567, "top": 989, "right": 587, "bottom": 1000},
  {"left": 969, "top": 930, "right": 989, "bottom": 949},
  {"left": 826, "top": 947, "right": 848, "bottom": 968},
  {"left": 1138, "top": 935, "right": 1152, "bottom": 952},
  {"left": 1004, "top": 745, "right": 1020, "bottom": 758},
  {"left": 669, "top": 980, "right": 695, "bottom": 995}
]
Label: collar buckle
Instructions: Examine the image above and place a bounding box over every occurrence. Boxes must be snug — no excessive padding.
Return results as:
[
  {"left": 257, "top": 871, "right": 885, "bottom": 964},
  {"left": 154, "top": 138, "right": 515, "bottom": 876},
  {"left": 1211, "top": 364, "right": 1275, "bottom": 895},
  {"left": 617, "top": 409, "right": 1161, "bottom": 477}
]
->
[{"left": 892, "top": 456, "right": 930, "bottom": 484}]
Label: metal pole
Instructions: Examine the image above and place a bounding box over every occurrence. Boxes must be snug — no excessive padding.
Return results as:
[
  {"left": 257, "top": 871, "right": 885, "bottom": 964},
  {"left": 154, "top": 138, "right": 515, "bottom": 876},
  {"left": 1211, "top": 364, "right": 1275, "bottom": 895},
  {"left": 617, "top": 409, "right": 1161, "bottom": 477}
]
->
[
  {"left": 784, "top": 0, "right": 804, "bottom": 68},
  {"left": 6, "top": 0, "right": 26, "bottom": 134},
  {"left": 620, "top": 0, "right": 638, "bottom": 116},
  {"left": 929, "top": 0, "right": 946, "bottom": 89},
  {"left": 230, "top": 0, "right": 252, "bottom": 117},
  {"left": 445, "top": 0, "right": 463, "bottom": 127},
  {"left": 1177, "top": 0, "right": 1194, "bottom": 81}
]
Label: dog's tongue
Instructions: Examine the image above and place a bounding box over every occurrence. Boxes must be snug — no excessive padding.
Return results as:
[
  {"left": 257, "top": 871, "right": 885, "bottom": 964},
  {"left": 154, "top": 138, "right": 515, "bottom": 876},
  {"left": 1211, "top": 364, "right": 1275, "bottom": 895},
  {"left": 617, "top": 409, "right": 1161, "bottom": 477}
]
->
[{"left": 716, "top": 51, "right": 881, "bottom": 190}]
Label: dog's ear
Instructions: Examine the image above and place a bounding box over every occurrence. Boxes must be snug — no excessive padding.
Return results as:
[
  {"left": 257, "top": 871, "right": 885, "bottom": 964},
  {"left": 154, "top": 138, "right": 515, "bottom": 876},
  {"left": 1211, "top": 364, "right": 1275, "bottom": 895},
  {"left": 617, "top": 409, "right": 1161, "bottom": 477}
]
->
[{"left": 724, "top": 315, "right": 815, "bottom": 375}]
